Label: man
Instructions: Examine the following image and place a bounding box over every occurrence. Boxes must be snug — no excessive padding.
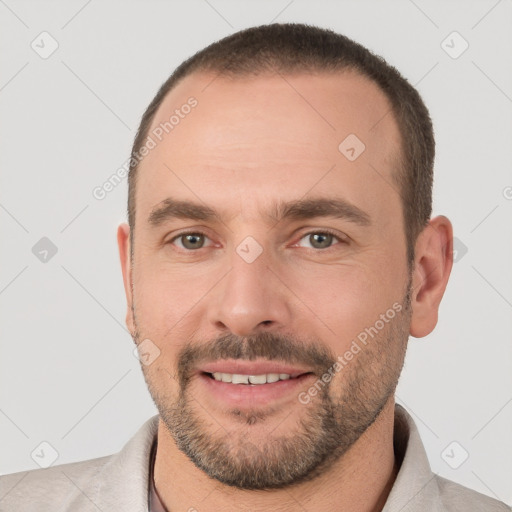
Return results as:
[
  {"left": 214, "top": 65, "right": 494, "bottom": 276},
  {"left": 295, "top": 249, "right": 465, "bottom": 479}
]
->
[{"left": 1, "top": 23, "right": 509, "bottom": 512}]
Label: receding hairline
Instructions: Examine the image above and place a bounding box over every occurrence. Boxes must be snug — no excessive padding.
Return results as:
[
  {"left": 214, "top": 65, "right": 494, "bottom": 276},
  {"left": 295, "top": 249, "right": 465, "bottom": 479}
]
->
[
  {"left": 146, "top": 65, "right": 400, "bottom": 142},
  {"left": 135, "top": 66, "right": 406, "bottom": 217}
]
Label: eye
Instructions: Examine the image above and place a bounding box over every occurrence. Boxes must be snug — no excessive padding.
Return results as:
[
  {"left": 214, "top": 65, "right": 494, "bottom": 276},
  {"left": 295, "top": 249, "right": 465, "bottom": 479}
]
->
[
  {"left": 170, "top": 232, "right": 213, "bottom": 250},
  {"left": 295, "top": 230, "right": 346, "bottom": 250},
  {"left": 168, "top": 229, "right": 346, "bottom": 252}
]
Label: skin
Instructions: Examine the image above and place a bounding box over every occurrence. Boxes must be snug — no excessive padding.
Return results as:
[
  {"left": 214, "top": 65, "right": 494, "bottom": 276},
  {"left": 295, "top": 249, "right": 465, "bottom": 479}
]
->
[{"left": 117, "top": 70, "right": 453, "bottom": 511}]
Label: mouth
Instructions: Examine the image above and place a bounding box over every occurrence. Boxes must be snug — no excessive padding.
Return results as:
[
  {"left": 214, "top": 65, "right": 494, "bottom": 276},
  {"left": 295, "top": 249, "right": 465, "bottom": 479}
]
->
[
  {"left": 196, "top": 360, "right": 316, "bottom": 407},
  {"left": 202, "top": 371, "right": 313, "bottom": 385},
  {"left": 198, "top": 360, "right": 314, "bottom": 382}
]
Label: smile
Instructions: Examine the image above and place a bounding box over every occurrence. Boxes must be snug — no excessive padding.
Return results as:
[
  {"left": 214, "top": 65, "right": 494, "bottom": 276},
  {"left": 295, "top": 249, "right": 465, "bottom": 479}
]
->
[{"left": 207, "top": 372, "right": 299, "bottom": 385}]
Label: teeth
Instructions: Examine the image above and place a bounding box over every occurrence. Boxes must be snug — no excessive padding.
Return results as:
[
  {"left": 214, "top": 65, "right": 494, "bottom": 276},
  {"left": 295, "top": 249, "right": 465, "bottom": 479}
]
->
[
  {"left": 211, "top": 372, "right": 293, "bottom": 384},
  {"left": 248, "top": 374, "right": 266, "bottom": 384},
  {"left": 231, "top": 374, "right": 249, "bottom": 384}
]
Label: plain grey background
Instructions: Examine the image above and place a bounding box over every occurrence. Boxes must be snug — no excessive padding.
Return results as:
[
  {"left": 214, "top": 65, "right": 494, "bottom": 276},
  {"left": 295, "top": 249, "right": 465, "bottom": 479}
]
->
[{"left": 1, "top": 0, "right": 511, "bottom": 505}]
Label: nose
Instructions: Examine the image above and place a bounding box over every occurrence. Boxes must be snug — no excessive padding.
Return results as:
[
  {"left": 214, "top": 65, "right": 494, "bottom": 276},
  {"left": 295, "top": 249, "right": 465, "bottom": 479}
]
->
[{"left": 207, "top": 244, "right": 293, "bottom": 337}]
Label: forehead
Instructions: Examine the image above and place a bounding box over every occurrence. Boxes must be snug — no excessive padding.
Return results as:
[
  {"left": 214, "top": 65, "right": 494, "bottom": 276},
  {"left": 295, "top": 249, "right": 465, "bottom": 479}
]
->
[
  {"left": 136, "top": 70, "right": 402, "bottom": 224},
  {"left": 148, "top": 69, "right": 399, "bottom": 153}
]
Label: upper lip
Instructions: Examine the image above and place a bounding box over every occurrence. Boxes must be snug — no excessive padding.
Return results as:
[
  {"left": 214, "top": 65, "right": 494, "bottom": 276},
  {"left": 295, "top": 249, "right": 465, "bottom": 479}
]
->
[{"left": 199, "top": 360, "right": 313, "bottom": 378}]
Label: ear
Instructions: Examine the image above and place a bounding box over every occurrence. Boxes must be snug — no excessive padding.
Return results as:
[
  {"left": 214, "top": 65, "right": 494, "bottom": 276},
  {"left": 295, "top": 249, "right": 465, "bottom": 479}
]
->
[
  {"left": 117, "top": 223, "right": 135, "bottom": 335},
  {"left": 409, "top": 215, "right": 453, "bottom": 338}
]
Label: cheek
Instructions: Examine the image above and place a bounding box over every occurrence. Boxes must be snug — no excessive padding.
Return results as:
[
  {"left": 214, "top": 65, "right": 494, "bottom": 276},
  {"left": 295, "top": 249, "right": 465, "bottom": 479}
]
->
[
  {"left": 288, "top": 258, "right": 404, "bottom": 353},
  {"left": 132, "top": 262, "right": 209, "bottom": 332},
  {"left": 140, "top": 357, "right": 180, "bottom": 405}
]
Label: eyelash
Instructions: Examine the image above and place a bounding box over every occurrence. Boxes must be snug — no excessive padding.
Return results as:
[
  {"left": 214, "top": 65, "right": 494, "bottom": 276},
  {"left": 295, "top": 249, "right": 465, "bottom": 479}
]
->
[{"left": 168, "top": 229, "right": 347, "bottom": 251}]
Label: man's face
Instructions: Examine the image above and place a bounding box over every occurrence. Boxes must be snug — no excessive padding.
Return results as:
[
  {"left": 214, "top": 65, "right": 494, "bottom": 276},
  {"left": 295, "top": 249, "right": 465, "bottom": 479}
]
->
[{"left": 124, "top": 70, "right": 412, "bottom": 489}]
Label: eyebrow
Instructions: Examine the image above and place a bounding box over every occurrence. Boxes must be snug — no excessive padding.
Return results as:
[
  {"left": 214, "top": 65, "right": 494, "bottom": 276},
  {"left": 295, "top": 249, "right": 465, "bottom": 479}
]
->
[{"left": 147, "top": 197, "right": 371, "bottom": 228}]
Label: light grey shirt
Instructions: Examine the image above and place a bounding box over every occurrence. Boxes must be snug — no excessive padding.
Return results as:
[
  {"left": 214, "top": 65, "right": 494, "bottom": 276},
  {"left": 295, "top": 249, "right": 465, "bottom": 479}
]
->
[{"left": 1, "top": 404, "right": 510, "bottom": 511}]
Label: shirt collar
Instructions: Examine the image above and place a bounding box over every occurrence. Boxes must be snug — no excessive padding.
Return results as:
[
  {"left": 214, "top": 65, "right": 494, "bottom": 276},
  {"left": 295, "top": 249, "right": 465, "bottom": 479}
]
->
[
  {"left": 148, "top": 436, "right": 168, "bottom": 512},
  {"left": 382, "top": 404, "right": 443, "bottom": 511}
]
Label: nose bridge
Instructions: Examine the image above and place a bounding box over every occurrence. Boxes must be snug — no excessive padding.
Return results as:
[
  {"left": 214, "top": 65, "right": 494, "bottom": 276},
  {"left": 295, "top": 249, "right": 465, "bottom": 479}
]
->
[{"left": 208, "top": 237, "right": 291, "bottom": 336}]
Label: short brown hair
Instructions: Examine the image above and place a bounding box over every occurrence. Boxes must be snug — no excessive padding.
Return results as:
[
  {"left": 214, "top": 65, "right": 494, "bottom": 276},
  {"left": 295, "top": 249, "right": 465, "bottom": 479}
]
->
[{"left": 127, "top": 23, "right": 434, "bottom": 265}]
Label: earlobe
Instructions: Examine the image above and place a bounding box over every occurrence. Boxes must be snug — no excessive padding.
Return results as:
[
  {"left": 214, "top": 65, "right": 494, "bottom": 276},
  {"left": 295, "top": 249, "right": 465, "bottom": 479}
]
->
[
  {"left": 409, "top": 216, "right": 453, "bottom": 338},
  {"left": 117, "top": 223, "right": 135, "bottom": 334}
]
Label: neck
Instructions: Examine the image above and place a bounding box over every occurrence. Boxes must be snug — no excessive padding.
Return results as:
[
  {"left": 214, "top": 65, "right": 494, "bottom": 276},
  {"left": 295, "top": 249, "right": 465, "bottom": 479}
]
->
[{"left": 154, "top": 397, "right": 398, "bottom": 512}]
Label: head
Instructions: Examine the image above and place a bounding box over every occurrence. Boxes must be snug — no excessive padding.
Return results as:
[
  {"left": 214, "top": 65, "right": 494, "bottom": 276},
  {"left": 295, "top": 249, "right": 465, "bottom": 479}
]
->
[{"left": 118, "top": 23, "right": 452, "bottom": 489}]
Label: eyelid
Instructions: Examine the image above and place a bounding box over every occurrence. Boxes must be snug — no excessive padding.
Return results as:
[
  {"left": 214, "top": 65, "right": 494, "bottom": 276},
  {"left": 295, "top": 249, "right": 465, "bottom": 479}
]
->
[
  {"left": 167, "top": 228, "right": 348, "bottom": 251},
  {"left": 167, "top": 230, "right": 215, "bottom": 249},
  {"left": 291, "top": 228, "right": 348, "bottom": 249}
]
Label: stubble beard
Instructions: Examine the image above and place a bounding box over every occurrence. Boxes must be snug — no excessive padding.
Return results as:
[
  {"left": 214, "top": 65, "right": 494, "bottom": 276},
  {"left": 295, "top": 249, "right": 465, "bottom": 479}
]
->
[{"left": 134, "top": 287, "right": 412, "bottom": 490}]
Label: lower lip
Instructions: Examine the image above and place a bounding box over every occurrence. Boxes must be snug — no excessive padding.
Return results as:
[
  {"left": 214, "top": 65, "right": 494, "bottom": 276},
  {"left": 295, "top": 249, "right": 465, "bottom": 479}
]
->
[{"left": 197, "top": 372, "right": 315, "bottom": 407}]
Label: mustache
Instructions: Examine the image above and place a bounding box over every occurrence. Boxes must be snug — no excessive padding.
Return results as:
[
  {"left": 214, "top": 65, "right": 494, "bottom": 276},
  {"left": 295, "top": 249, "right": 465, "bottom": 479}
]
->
[{"left": 177, "top": 331, "right": 337, "bottom": 384}]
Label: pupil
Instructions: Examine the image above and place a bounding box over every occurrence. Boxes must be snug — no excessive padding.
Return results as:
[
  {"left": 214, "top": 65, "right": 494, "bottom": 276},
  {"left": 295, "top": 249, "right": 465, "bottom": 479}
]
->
[
  {"left": 312, "top": 233, "right": 331, "bottom": 248},
  {"left": 184, "top": 234, "right": 203, "bottom": 249}
]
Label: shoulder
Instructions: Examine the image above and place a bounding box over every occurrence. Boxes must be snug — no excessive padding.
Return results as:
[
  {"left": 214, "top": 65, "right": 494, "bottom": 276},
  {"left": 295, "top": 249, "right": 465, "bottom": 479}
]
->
[
  {"left": 435, "top": 475, "right": 511, "bottom": 511},
  {"left": 0, "top": 455, "right": 112, "bottom": 512},
  {"left": 0, "top": 415, "right": 159, "bottom": 512},
  {"left": 390, "top": 405, "right": 510, "bottom": 512}
]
